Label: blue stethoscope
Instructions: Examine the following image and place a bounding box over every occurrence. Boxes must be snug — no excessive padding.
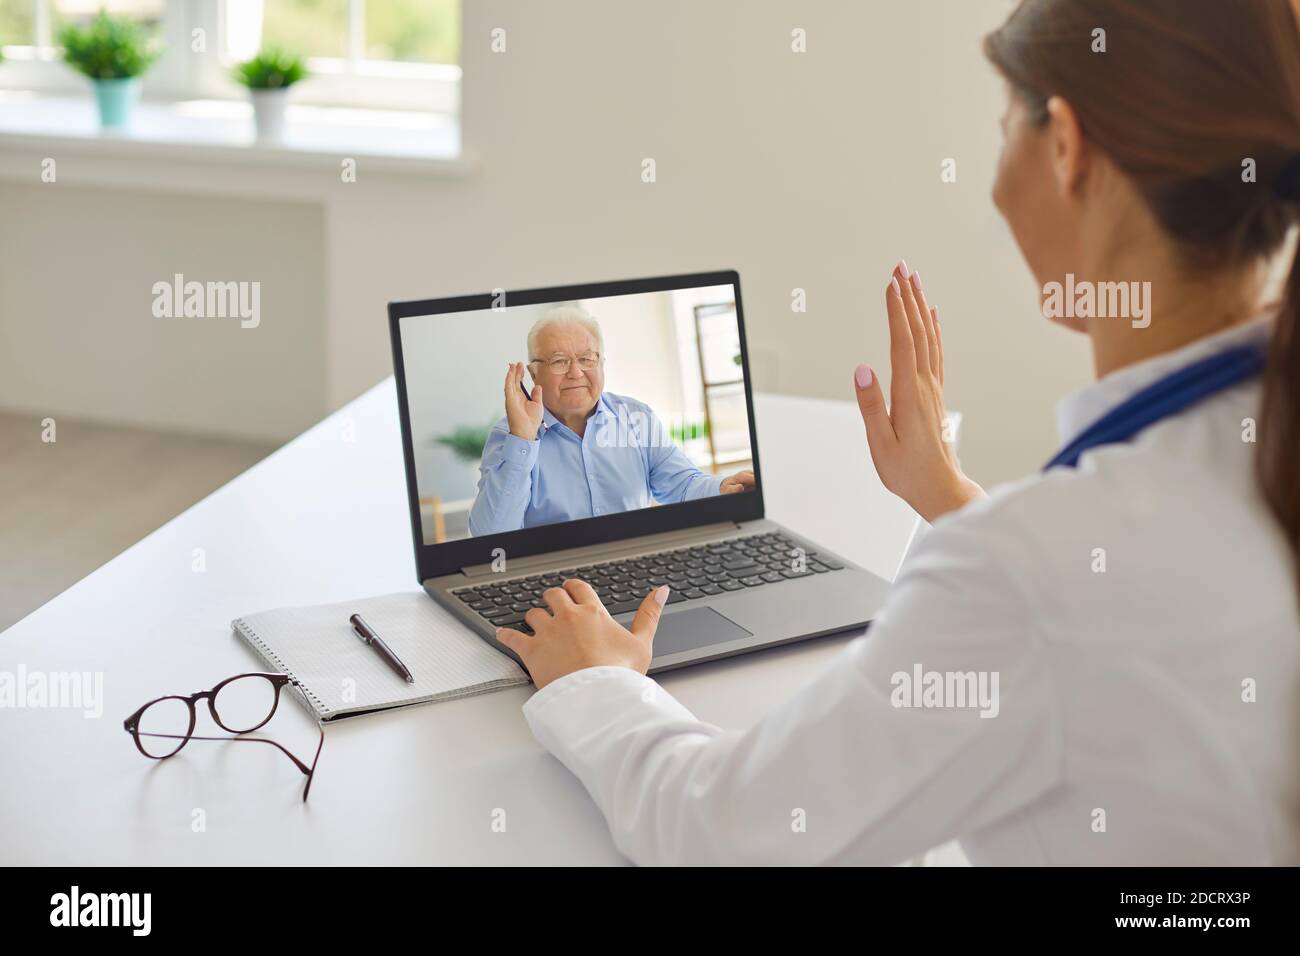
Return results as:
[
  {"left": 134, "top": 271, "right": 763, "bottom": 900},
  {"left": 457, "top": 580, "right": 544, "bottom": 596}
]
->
[{"left": 1045, "top": 341, "right": 1267, "bottom": 471}]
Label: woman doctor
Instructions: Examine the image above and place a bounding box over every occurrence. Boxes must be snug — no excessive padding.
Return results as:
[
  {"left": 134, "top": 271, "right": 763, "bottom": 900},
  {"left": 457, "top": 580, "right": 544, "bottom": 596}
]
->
[{"left": 494, "top": 0, "right": 1300, "bottom": 865}]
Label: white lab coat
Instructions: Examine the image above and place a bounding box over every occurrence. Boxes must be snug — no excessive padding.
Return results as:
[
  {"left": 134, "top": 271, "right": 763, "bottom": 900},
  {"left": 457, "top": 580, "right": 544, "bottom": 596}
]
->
[{"left": 522, "top": 319, "right": 1300, "bottom": 866}]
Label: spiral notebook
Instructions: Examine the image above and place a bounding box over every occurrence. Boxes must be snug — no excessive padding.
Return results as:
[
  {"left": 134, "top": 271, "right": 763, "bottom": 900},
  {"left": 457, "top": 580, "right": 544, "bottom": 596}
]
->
[{"left": 231, "top": 591, "right": 529, "bottom": 722}]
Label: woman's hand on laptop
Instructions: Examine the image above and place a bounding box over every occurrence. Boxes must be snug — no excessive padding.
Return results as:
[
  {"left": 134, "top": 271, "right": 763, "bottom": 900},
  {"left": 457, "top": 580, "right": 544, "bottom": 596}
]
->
[
  {"left": 495, "top": 580, "right": 669, "bottom": 690},
  {"left": 853, "top": 261, "right": 984, "bottom": 524},
  {"left": 504, "top": 361, "right": 544, "bottom": 440}
]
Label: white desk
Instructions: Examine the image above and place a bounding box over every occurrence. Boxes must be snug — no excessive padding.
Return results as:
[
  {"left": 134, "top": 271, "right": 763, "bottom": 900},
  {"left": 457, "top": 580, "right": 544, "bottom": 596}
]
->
[{"left": 0, "top": 382, "right": 928, "bottom": 865}]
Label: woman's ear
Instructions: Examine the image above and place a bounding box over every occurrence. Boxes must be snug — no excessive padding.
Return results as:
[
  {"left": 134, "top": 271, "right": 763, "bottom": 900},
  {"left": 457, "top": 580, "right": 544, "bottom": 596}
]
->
[{"left": 1044, "top": 95, "right": 1088, "bottom": 199}]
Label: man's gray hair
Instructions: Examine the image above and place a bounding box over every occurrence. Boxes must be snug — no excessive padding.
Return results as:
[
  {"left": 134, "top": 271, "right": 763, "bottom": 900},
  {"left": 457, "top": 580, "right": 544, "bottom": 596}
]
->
[{"left": 527, "top": 305, "right": 604, "bottom": 361}]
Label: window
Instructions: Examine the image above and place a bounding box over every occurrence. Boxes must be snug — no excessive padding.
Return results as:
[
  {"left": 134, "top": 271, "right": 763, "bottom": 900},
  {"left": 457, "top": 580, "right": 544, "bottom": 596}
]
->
[
  {"left": 251, "top": 0, "right": 460, "bottom": 65},
  {"left": 222, "top": 1, "right": 460, "bottom": 111},
  {"left": 0, "top": 0, "right": 460, "bottom": 113},
  {"left": 0, "top": 0, "right": 34, "bottom": 46},
  {"left": 0, "top": 0, "right": 162, "bottom": 55}
]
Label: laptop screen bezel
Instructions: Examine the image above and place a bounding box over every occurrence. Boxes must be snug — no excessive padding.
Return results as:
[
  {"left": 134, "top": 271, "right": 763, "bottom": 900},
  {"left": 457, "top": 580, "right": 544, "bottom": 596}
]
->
[{"left": 388, "top": 270, "right": 766, "bottom": 582}]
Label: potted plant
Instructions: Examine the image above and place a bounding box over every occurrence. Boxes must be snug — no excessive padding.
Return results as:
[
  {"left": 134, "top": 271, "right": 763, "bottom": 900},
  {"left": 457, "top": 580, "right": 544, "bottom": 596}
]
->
[
  {"left": 58, "top": 11, "right": 161, "bottom": 129},
  {"left": 233, "top": 49, "right": 307, "bottom": 141}
]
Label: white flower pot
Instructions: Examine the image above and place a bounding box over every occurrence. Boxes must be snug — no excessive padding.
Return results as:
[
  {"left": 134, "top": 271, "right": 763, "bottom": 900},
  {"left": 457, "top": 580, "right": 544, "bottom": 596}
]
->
[{"left": 249, "top": 88, "right": 289, "bottom": 141}]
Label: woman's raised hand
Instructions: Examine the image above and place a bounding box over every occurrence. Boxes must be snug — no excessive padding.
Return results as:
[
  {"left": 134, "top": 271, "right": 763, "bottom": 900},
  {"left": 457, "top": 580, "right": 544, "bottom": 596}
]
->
[
  {"left": 853, "top": 261, "right": 983, "bottom": 523},
  {"left": 504, "top": 361, "right": 544, "bottom": 440}
]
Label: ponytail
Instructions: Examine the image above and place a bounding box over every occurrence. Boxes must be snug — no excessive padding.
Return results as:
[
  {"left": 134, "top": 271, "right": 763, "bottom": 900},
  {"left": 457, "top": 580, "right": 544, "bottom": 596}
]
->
[{"left": 1258, "top": 238, "right": 1300, "bottom": 595}]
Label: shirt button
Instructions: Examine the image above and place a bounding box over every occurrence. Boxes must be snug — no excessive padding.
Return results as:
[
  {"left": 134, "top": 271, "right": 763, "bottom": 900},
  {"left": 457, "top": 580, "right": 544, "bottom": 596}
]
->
[{"left": 587, "top": 473, "right": 595, "bottom": 480}]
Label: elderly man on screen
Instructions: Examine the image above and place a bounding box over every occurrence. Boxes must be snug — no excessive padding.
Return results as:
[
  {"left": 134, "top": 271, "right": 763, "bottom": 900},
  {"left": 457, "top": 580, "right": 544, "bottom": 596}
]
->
[{"left": 467, "top": 306, "right": 755, "bottom": 536}]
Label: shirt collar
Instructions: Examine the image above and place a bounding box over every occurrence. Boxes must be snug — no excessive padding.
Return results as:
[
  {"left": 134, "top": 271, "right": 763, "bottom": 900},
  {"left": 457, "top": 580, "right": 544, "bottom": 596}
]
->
[
  {"left": 1055, "top": 317, "right": 1274, "bottom": 447},
  {"left": 540, "top": 392, "right": 614, "bottom": 436}
]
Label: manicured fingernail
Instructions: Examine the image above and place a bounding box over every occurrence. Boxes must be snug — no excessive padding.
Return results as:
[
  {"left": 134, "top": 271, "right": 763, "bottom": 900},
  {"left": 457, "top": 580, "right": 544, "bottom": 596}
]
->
[
  {"left": 654, "top": 585, "right": 669, "bottom": 606},
  {"left": 889, "top": 276, "right": 900, "bottom": 296},
  {"left": 897, "top": 259, "right": 910, "bottom": 278},
  {"left": 854, "top": 364, "right": 872, "bottom": 388},
  {"left": 910, "top": 270, "right": 922, "bottom": 291},
  {"left": 932, "top": 306, "right": 939, "bottom": 322}
]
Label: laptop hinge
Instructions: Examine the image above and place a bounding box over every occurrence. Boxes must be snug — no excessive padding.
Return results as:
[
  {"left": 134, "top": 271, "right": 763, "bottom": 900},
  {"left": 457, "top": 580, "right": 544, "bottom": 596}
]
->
[{"left": 455, "top": 521, "right": 745, "bottom": 581}]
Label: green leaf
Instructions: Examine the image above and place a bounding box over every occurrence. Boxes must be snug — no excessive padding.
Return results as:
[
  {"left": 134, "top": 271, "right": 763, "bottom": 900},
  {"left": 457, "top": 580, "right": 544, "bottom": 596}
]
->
[
  {"left": 233, "top": 49, "right": 309, "bottom": 90},
  {"left": 57, "top": 10, "right": 161, "bottom": 80}
]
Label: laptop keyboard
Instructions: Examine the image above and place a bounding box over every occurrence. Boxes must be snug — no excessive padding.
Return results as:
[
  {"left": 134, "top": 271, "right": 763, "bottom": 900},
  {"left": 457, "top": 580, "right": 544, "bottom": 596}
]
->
[{"left": 450, "top": 531, "right": 844, "bottom": 634}]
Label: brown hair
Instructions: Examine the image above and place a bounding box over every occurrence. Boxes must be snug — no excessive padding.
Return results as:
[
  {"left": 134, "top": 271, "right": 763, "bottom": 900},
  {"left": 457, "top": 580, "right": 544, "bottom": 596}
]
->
[{"left": 984, "top": 0, "right": 1300, "bottom": 591}]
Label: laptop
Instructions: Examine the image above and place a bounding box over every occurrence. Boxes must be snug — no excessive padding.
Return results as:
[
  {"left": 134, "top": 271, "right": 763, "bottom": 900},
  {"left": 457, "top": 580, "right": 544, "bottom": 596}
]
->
[{"left": 388, "top": 271, "right": 891, "bottom": 674}]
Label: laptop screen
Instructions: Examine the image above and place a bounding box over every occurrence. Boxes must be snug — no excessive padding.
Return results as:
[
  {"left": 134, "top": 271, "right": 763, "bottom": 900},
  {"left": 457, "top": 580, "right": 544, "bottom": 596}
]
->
[{"left": 396, "top": 279, "right": 757, "bottom": 550}]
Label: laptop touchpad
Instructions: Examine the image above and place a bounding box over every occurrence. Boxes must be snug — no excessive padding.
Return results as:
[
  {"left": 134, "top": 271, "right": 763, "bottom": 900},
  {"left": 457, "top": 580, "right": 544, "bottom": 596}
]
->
[{"left": 631, "top": 605, "right": 753, "bottom": 655}]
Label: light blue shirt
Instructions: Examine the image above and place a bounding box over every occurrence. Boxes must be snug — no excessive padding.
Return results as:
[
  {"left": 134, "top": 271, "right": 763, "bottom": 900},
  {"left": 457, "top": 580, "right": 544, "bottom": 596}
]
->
[{"left": 467, "top": 392, "right": 725, "bottom": 536}]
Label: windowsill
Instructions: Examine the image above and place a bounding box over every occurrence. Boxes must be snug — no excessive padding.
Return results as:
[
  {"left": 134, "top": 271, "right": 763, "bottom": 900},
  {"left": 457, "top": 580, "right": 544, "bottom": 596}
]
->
[{"left": 0, "top": 90, "right": 469, "bottom": 177}]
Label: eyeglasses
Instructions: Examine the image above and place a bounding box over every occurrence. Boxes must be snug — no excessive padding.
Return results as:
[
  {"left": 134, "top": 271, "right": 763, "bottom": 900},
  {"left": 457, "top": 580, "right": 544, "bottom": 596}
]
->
[
  {"left": 528, "top": 352, "right": 601, "bottom": 375},
  {"left": 123, "top": 672, "right": 324, "bottom": 802}
]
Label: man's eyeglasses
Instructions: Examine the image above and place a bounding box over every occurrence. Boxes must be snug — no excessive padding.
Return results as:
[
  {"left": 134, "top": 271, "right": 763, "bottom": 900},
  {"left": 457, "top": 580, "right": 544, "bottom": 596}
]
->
[
  {"left": 528, "top": 352, "right": 601, "bottom": 375},
  {"left": 123, "top": 672, "right": 324, "bottom": 802}
]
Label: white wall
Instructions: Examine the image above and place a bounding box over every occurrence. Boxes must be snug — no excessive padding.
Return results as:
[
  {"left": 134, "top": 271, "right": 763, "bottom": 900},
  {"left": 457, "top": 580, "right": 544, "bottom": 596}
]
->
[
  {"left": 0, "top": 0, "right": 1095, "bottom": 487},
  {"left": 0, "top": 182, "right": 326, "bottom": 441}
]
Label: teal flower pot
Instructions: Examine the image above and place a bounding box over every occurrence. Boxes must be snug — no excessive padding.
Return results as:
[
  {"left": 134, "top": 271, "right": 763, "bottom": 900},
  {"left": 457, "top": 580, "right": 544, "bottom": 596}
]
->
[{"left": 92, "top": 77, "right": 140, "bottom": 129}]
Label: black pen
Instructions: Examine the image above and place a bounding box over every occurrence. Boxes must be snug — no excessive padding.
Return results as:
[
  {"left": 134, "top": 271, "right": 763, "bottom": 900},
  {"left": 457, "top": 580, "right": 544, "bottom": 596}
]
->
[{"left": 349, "top": 613, "right": 415, "bottom": 684}]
